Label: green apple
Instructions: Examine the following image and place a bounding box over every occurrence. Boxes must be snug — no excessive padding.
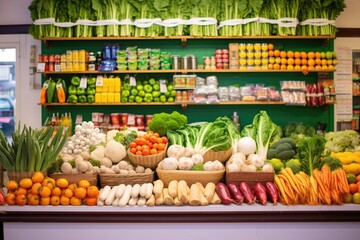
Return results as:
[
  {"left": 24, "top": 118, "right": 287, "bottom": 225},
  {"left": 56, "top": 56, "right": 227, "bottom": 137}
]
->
[
  {"left": 164, "top": 91, "right": 171, "bottom": 97},
  {"left": 167, "top": 97, "right": 174, "bottom": 102},
  {"left": 144, "top": 84, "right": 153, "bottom": 93},
  {"left": 129, "top": 95, "right": 135, "bottom": 101},
  {"left": 159, "top": 95, "right": 167, "bottom": 103},
  {"left": 136, "top": 84, "right": 144, "bottom": 91},
  {"left": 321, "top": 52, "right": 326, "bottom": 59},
  {"left": 138, "top": 90, "right": 145, "bottom": 97},
  {"left": 135, "top": 96, "right": 143, "bottom": 103},
  {"left": 353, "top": 192, "right": 360, "bottom": 204},
  {"left": 167, "top": 85, "right": 174, "bottom": 91},
  {"left": 152, "top": 91, "right": 160, "bottom": 98},
  {"left": 325, "top": 51, "right": 333, "bottom": 59}
]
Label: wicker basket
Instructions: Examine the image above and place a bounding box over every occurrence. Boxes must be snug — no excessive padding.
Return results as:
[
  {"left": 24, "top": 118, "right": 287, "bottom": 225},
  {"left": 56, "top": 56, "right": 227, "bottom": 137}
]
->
[
  {"left": 127, "top": 146, "right": 167, "bottom": 170},
  {"left": 156, "top": 168, "right": 225, "bottom": 187},
  {"left": 226, "top": 172, "right": 274, "bottom": 186},
  {"left": 7, "top": 171, "right": 47, "bottom": 182},
  {"left": 203, "top": 148, "right": 233, "bottom": 163},
  {"left": 99, "top": 172, "right": 154, "bottom": 187},
  {"left": 50, "top": 172, "right": 98, "bottom": 186}
]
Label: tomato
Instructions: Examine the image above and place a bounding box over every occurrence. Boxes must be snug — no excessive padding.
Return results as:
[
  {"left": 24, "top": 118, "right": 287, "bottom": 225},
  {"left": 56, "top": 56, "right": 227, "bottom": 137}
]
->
[
  {"left": 152, "top": 143, "right": 159, "bottom": 150},
  {"left": 130, "top": 148, "right": 137, "bottom": 154},
  {"left": 142, "top": 149, "right": 150, "bottom": 156},
  {"left": 143, "top": 134, "right": 150, "bottom": 140},
  {"left": 158, "top": 143, "right": 166, "bottom": 151},
  {"left": 150, "top": 148, "right": 158, "bottom": 155},
  {"left": 136, "top": 151, "right": 143, "bottom": 155},
  {"left": 161, "top": 137, "right": 168, "bottom": 144},
  {"left": 136, "top": 145, "right": 142, "bottom": 151},
  {"left": 154, "top": 133, "right": 160, "bottom": 137},
  {"left": 149, "top": 135, "right": 157, "bottom": 143},
  {"left": 129, "top": 142, "right": 137, "bottom": 148},
  {"left": 148, "top": 142, "right": 153, "bottom": 149},
  {"left": 135, "top": 138, "right": 144, "bottom": 145},
  {"left": 142, "top": 145, "right": 150, "bottom": 150},
  {"left": 156, "top": 137, "right": 163, "bottom": 144}
]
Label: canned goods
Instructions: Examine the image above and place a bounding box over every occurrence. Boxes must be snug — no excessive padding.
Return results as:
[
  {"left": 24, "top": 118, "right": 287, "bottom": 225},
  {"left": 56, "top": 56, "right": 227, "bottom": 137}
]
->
[
  {"left": 135, "top": 115, "right": 144, "bottom": 126},
  {"left": 172, "top": 55, "right": 180, "bottom": 69},
  {"left": 120, "top": 113, "right": 129, "bottom": 126},
  {"left": 54, "top": 62, "right": 61, "bottom": 72},
  {"left": 146, "top": 115, "right": 153, "bottom": 126},
  {"left": 54, "top": 54, "right": 61, "bottom": 63},
  {"left": 43, "top": 54, "right": 49, "bottom": 63},
  {"left": 48, "top": 63, "right": 54, "bottom": 71},
  {"left": 79, "top": 62, "right": 86, "bottom": 71},
  {"left": 37, "top": 54, "right": 43, "bottom": 63},
  {"left": 190, "top": 55, "right": 197, "bottom": 69},
  {"left": 78, "top": 50, "right": 86, "bottom": 62},
  {"left": 49, "top": 54, "right": 55, "bottom": 63},
  {"left": 72, "top": 62, "right": 79, "bottom": 71},
  {"left": 181, "top": 56, "right": 190, "bottom": 69},
  {"left": 176, "top": 91, "right": 182, "bottom": 101},
  {"left": 66, "top": 50, "right": 72, "bottom": 62},
  {"left": 44, "top": 63, "right": 49, "bottom": 71},
  {"left": 103, "top": 45, "right": 111, "bottom": 60},
  {"left": 72, "top": 50, "right": 79, "bottom": 62},
  {"left": 60, "top": 62, "right": 67, "bottom": 71},
  {"left": 110, "top": 113, "right": 120, "bottom": 126},
  {"left": 61, "top": 54, "right": 67, "bottom": 62},
  {"left": 66, "top": 62, "right": 73, "bottom": 71},
  {"left": 92, "top": 112, "right": 100, "bottom": 126}
]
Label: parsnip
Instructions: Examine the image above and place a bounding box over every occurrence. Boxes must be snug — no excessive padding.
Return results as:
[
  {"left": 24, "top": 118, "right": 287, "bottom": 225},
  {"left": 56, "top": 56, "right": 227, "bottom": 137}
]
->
[
  {"left": 210, "top": 192, "right": 221, "bottom": 204},
  {"left": 189, "top": 184, "right": 201, "bottom": 206},
  {"left": 155, "top": 191, "right": 164, "bottom": 206},
  {"left": 154, "top": 180, "right": 164, "bottom": 198},
  {"left": 163, "top": 188, "right": 173, "bottom": 206},
  {"left": 137, "top": 197, "right": 146, "bottom": 206},
  {"left": 131, "top": 184, "right": 141, "bottom": 198},
  {"left": 173, "top": 196, "right": 181, "bottom": 206},
  {"left": 99, "top": 185, "right": 111, "bottom": 201},
  {"left": 115, "top": 184, "right": 126, "bottom": 198},
  {"left": 112, "top": 197, "right": 120, "bottom": 206},
  {"left": 105, "top": 186, "right": 119, "bottom": 205},
  {"left": 128, "top": 196, "right": 138, "bottom": 206},
  {"left": 200, "top": 193, "right": 209, "bottom": 206},
  {"left": 146, "top": 194, "right": 155, "bottom": 206},
  {"left": 204, "top": 182, "right": 216, "bottom": 202},
  {"left": 196, "top": 182, "right": 205, "bottom": 194},
  {"left": 145, "top": 183, "right": 153, "bottom": 199},
  {"left": 118, "top": 185, "right": 132, "bottom": 207},
  {"left": 139, "top": 183, "right": 148, "bottom": 197},
  {"left": 97, "top": 188, "right": 105, "bottom": 206},
  {"left": 168, "top": 180, "right": 178, "bottom": 198},
  {"left": 178, "top": 180, "right": 188, "bottom": 204}
]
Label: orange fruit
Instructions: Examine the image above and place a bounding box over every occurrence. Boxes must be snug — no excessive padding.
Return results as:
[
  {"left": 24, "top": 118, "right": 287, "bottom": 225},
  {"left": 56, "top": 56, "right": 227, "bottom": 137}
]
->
[
  {"left": 287, "top": 58, "right": 295, "bottom": 65},
  {"left": 83, "top": 197, "right": 97, "bottom": 206},
  {"left": 280, "top": 51, "right": 287, "bottom": 58},
  {"left": 60, "top": 195, "right": 70, "bottom": 206},
  {"left": 268, "top": 43, "right": 274, "bottom": 50},
  {"left": 294, "top": 58, "right": 301, "bottom": 66},
  {"left": 268, "top": 50, "right": 274, "bottom": 57},
  {"left": 273, "top": 49, "right": 280, "bottom": 57},
  {"left": 70, "top": 196, "right": 82, "bottom": 206},
  {"left": 28, "top": 194, "right": 40, "bottom": 206},
  {"left": 40, "top": 197, "right": 50, "bottom": 206},
  {"left": 15, "top": 194, "right": 27, "bottom": 206},
  {"left": 300, "top": 51, "right": 307, "bottom": 59},
  {"left": 315, "top": 65, "right": 322, "bottom": 70},
  {"left": 31, "top": 182, "right": 42, "bottom": 195},
  {"left": 294, "top": 51, "right": 301, "bottom": 59},
  {"left": 67, "top": 183, "right": 78, "bottom": 192},
  {"left": 308, "top": 65, "right": 315, "bottom": 71},
  {"left": 315, "top": 52, "right": 321, "bottom": 59},
  {"left": 6, "top": 193, "right": 16, "bottom": 205},
  {"left": 39, "top": 186, "right": 51, "bottom": 198},
  {"left": 56, "top": 178, "right": 69, "bottom": 189},
  {"left": 273, "top": 63, "right": 280, "bottom": 70},
  {"left": 315, "top": 58, "right": 322, "bottom": 65},
  {"left": 42, "top": 177, "right": 55, "bottom": 190},
  {"left": 74, "top": 187, "right": 87, "bottom": 199},
  {"left": 294, "top": 65, "right": 301, "bottom": 70},
  {"left": 308, "top": 52, "right": 315, "bottom": 59},
  {"left": 78, "top": 180, "right": 90, "bottom": 189},
  {"left": 6, "top": 180, "right": 18, "bottom": 191},
  {"left": 50, "top": 196, "right": 60, "bottom": 206},
  {"left": 280, "top": 64, "right": 287, "bottom": 70},
  {"left": 356, "top": 175, "right": 360, "bottom": 182},
  {"left": 281, "top": 58, "right": 287, "bottom": 65},
  {"left": 301, "top": 65, "right": 308, "bottom": 71},
  {"left": 268, "top": 63, "right": 274, "bottom": 70},
  {"left": 14, "top": 187, "right": 27, "bottom": 196},
  {"left": 287, "top": 51, "right": 294, "bottom": 58},
  {"left": 308, "top": 59, "right": 315, "bottom": 66},
  {"left": 63, "top": 188, "right": 74, "bottom": 198},
  {"left": 350, "top": 183, "right": 358, "bottom": 194},
  {"left": 51, "top": 187, "right": 62, "bottom": 196},
  {"left": 87, "top": 186, "right": 100, "bottom": 198},
  {"left": 31, "top": 171, "right": 45, "bottom": 183},
  {"left": 301, "top": 59, "right": 308, "bottom": 66}
]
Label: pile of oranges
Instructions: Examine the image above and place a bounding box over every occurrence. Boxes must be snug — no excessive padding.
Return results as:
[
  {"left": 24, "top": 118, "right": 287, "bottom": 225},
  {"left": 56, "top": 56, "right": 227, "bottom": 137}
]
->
[
  {"left": 5, "top": 172, "right": 99, "bottom": 206},
  {"left": 129, "top": 131, "right": 168, "bottom": 156}
]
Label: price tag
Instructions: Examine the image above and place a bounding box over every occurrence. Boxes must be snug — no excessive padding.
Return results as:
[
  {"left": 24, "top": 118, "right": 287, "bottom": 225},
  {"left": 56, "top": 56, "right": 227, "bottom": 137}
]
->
[
  {"left": 37, "top": 63, "right": 46, "bottom": 73},
  {"left": 96, "top": 75, "right": 103, "bottom": 86},
  {"left": 160, "top": 79, "right": 167, "bottom": 93},
  {"left": 80, "top": 76, "right": 87, "bottom": 89},
  {"left": 127, "top": 114, "right": 135, "bottom": 125},
  {"left": 75, "top": 114, "right": 83, "bottom": 125},
  {"left": 130, "top": 76, "right": 137, "bottom": 86},
  {"left": 54, "top": 64, "right": 61, "bottom": 72},
  {"left": 56, "top": 83, "right": 63, "bottom": 89},
  {"left": 42, "top": 82, "right": 49, "bottom": 89}
]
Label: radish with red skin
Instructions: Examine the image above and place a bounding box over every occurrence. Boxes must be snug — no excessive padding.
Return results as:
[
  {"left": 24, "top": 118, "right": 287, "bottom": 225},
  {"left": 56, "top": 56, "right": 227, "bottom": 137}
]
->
[
  {"left": 253, "top": 182, "right": 267, "bottom": 205},
  {"left": 227, "top": 183, "right": 244, "bottom": 204},
  {"left": 265, "top": 182, "right": 278, "bottom": 204},
  {"left": 216, "top": 183, "right": 234, "bottom": 205},
  {"left": 239, "top": 182, "right": 255, "bottom": 204}
]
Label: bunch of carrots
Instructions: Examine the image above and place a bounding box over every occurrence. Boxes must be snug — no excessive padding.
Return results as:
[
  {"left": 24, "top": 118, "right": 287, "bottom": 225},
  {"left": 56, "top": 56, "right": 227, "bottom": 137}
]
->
[{"left": 275, "top": 166, "right": 349, "bottom": 205}]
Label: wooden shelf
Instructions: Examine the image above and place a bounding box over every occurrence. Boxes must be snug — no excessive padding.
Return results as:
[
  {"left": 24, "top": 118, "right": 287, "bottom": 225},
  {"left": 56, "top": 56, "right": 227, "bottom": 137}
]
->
[{"left": 42, "top": 69, "right": 334, "bottom": 75}]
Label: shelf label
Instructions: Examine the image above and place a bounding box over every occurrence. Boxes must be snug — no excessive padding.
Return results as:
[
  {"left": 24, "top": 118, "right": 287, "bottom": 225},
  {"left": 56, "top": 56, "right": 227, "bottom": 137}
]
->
[
  {"left": 130, "top": 76, "right": 137, "bottom": 86},
  {"left": 36, "top": 63, "right": 45, "bottom": 73},
  {"left": 80, "top": 76, "right": 87, "bottom": 89},
  {"left": 127, "top": 114, "right": 135, "bottom": 125},
  {"left": 96, "top": 75, "right": 103, "bottom": 86},
  {"left": 160, "top": 79, "right": 167, "bottom": 93}
]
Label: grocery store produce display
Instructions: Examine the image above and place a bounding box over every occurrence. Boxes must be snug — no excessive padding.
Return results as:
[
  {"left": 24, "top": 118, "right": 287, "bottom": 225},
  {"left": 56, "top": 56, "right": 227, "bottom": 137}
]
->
[{"left": 1, "top": 110, "right": 359, "bottom": 207}]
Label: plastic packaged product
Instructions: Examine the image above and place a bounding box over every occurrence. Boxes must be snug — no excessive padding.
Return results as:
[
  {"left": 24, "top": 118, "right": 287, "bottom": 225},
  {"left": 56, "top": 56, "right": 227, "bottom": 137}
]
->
[
  {"left": 206, "top": 76, "right": 218, "bottom": 86},
  {"left": 149, "top": 59, "right": 161, "bottom": 67},
  {"left": 117, "top": 56, "right": 127, "bottom": 63},
  {"left": 100, "top": 60, "right": 116, "bottom": 67},
  {"left": 218, "top": 86, "right": 230, "bottom": 102},
  {"left": 98, "top": 66, "right": 115, "bottom": 72},
  {"left": 256, "top": 87, "right": 269, "bottom": 101},
  {"left": 149, "top": 65, "right": 160, "bottom": 70},
  {"left": 117, "top": 50, "right": 127, "bottom": 57},
  {"left": 117, "top": 63, "right": 127, "bottom": 71},
  {"left": 127, "top": 55, "right": 138, "bottom": 62},
  {"left": 127, "top": 60, "right": 138, "bottom": 70},
  {"left": 194, "top": 94, "right": 207, "bottom": 104},
  {"left": 137, "top": 55, "right": 149, "bottom": 61},
  {"left": 194, "top": 86, "right": 208, "bottom": 96},
  {"left": 161, "top": 63, "right": 171, "bottom": 70},
  {"left": 229, "top": 86, "right": 241, "bottom": 101},
  {"left": 161, "top": 52, "right": 171, "bottom": 61},
  {"left": 150, "top": 48, "right": 160, "bottom": 55},
  {"left": 196, "top": 77, "right": 206, "bottom": 87},
  {"left": 268, "top": 87, "right": 281, "bottom": 101},
  {"left": 207, "top": 94, "right": 220, "bottom": 104},
  {"left": 137, "top": 48, "right": 149, "bottom": 56},
  {"left": 207, "top": 85, "right": 218, "bottom": 95},
  {"left": 240, "top": 86, "right": 253, "bottom": 97}
]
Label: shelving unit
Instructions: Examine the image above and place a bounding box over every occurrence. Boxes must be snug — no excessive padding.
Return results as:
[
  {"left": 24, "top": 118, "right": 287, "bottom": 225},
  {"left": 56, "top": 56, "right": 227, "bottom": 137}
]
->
[{"left": 40, "top": 36, "right": 335, "bottom": 130}]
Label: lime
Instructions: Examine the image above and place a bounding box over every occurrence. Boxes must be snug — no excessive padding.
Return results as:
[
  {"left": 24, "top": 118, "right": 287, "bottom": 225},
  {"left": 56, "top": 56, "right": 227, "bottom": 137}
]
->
[{"left": 347, "top": 173, "right": 357, "bottom": 184}]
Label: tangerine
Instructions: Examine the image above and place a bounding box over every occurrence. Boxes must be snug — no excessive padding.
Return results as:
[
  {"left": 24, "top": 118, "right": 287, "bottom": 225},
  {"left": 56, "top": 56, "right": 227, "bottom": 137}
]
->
[
  {"left": 28, "top": 194, "right": 40, "bottom": 206},
  {"left": 42, "top": 177, "right": 55, "bottom": 190},
  {"left": 300, "top": 52, "right": 307, "bottom": 59},
  {"left": 63, "top": 188, "right": 74, "bottom": 198},
  {"left": 19, "top": 178, "right": 33, "bottom": 189},
  {"left": 349, "top": 183, "right": 358, "bottom": 194},
  {"left": 50, "top": 195, "right": 60, "bottom": 206},
  {"left": 356, "top": 175, "right": 360, "bottom": 182},
  {"left": 287, "top": 51, "right": 294, "bottom": 58},
  {"left": 31, "top": 171, "right": 45, "bottom": 183},
  {"left": 56, "top": 178, "right": 69, "bottom": 189},
  {"left": 51, "top": 187, "right": 62, "bottom": 196},
  {"left": 6, "top": 180, "right": 18, "bottom": 191},
  {"left": 83, "top": 197, "right": 97, "bottom": 206},
  {"left": 315, "top": 52, "right": 321, "bottom": 59},
  {"left": 31, "top": 182, "right": 42, "bottom": 195},
  {"left": 280, "top": 51, "right": 287, "bottom": 58},
  {"left": 74, "top": 187, "right": 87, "bottom": 199},
  {"left": 273, "top": 50, "right": 280, "bottom": 57},
  {"left": 39, "top": 186, "right": 51, "bottom": 198},
  {"left": 78, "top": 180, "right": 90, "bottom": 189},
  {"left": 280, "top": 64, "right": 287, "bottom": 70},
  {"left": 14, "top": 187, "right": 27, "bottom": 196},
  {"left": 294, "top": 51, "right": 301, "bottom": 59},
  {"left": 6, "top": 193, "right": 16, "bottom": 205},
  {"left": 308, "top": 52, "right": 315, "bottom": 59},
  {"left": 268, "top": 43, "right": 274, "bottom": 50},
  {"left": 15, "top": 194, "right": 27, "bottom": 206},
  {"left": 87, "top": 186, "right": 100, "bottom": 198},
  {"left": 60, "top": 195, "right": 70, "bottom": 206},
  {"left": 70, "top": 196, "right": 82, "bottom": 206},
  {"left": 67, "top": 183, "right": 78, "bottom": 192},
  {"left": 40, "top": 197, "right": 50, "bottom": 206}
]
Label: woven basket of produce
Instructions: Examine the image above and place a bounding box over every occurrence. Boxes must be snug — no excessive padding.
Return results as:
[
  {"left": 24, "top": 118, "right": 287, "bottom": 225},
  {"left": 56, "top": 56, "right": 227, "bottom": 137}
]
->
[
  {"left": 99, "top": 172, "right": 154, "bottom": 187},
  {"left": 7, "top": 171, "right": 47, "bottom": 183},
  {"left": 156, "top": 168, "right": 225, "bottom": 187},
  {"left": 203, "top": 148, "right": 233, "bottom": 163},
  {"left": 50, "top": 172, "right": 98, "bottom": 186},
  {"left": 127, "top": 146, "right": 167, "bottom": 170}
]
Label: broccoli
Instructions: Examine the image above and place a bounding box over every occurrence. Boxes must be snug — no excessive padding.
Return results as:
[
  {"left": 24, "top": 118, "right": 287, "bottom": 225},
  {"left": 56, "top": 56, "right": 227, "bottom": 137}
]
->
[
  {"left": 285, "top": 159, "right": 301, "bottom": 174},
  {"left": 148, "top": 111, "right": 188, "bottom": 136},
  {"left": 268, "top": 158, "right": 284, "bottom": 174},
  {"left": 319, "top": 156, "right": 342, "bottom": 171}
]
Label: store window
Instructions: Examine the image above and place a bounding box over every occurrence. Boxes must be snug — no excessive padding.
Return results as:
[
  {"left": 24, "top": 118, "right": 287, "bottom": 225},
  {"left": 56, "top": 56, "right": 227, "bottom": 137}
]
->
[{"left": 0, "top": 47, "right": 16, "bottom": 140}]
